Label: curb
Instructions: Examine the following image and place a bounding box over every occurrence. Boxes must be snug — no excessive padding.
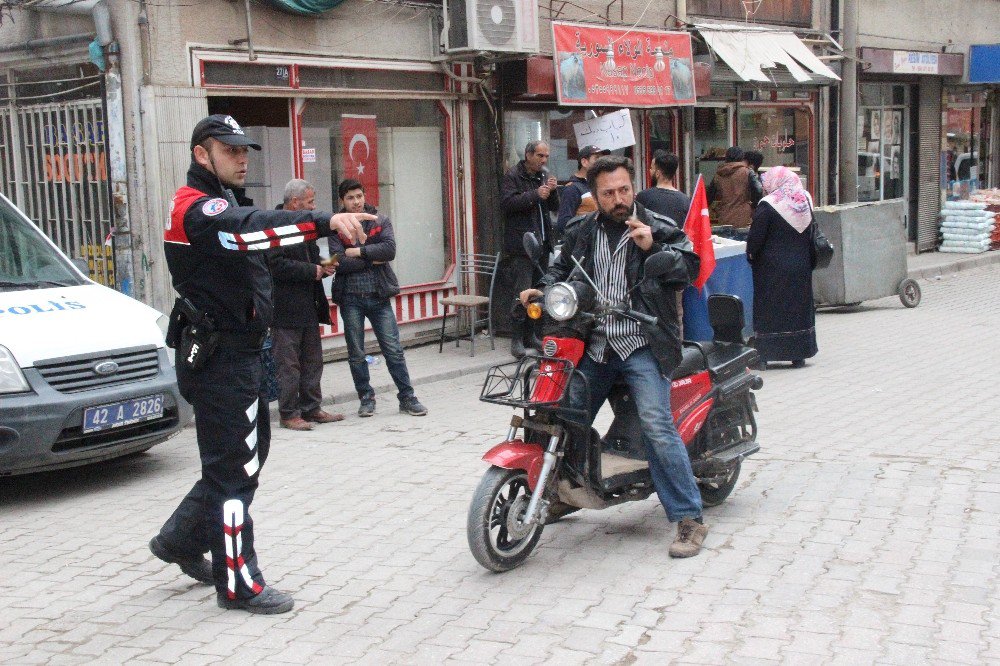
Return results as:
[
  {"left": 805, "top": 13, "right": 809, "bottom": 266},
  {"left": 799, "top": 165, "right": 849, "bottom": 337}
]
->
[
  {"left": 908, "top": 251, "right": 1000, "bottom": 281},
  {"left": 272, "top": 342, "right": 508, "bottom": 423}
]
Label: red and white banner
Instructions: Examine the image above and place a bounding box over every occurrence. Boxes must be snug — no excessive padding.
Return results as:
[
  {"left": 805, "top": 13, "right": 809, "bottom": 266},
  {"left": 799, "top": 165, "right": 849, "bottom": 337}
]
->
[
  {"left": 341, "top": 114, "right": 379, "bottom": 206},
  {"left": 552, "top": 22, "right": 697, "bottom": 108}
]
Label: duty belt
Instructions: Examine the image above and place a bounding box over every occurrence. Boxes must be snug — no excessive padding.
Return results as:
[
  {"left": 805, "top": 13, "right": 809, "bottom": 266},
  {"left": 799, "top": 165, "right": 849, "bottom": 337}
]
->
[{"left": 217, "top": 329, "right": 268, "bottom": 350}]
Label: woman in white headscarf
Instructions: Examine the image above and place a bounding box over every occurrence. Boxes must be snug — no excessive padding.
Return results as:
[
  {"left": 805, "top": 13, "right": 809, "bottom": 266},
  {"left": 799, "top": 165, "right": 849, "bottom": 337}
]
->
[{"left": 746, "top": 166, "right": 818, "bottom": 369}]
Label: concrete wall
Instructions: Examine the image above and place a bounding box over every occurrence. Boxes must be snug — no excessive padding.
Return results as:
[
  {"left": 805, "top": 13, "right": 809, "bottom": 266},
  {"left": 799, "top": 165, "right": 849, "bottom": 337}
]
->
[
  {"left": 140, "top": 0, "right": 438, "bottom": 88},
  {"left": 858, "top": 0, "right": 998, "bottom": 52}
]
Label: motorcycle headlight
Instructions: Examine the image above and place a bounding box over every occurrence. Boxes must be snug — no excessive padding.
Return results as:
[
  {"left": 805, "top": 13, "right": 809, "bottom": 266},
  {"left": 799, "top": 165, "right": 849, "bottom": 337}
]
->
[
  {"left": 544, "top": 282, "right": 579, "bottom": 321},
  {"left": 0, "top": 345, "right": 30, "bottom": 394}
]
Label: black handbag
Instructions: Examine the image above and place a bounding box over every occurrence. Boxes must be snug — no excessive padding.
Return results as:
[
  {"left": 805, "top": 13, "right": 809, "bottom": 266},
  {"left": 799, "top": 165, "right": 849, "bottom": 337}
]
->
[{"left": 811, "top": 217, "right": 834, "bottom": 270}]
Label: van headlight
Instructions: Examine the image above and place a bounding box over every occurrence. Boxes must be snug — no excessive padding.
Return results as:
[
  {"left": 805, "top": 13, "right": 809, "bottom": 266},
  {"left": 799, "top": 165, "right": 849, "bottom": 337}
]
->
[
  {"left": 544, "top": 283, "right": 579, "bottom": 321},
  {"left": 0, "top": 346, "right": 30, "bottom": 394}
]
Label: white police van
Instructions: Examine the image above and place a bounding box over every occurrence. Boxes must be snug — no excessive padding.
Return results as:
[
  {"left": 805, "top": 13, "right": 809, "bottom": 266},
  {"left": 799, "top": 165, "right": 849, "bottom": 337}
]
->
[{"left": 0, "top": 193, "right": 191, "bottom": 476}]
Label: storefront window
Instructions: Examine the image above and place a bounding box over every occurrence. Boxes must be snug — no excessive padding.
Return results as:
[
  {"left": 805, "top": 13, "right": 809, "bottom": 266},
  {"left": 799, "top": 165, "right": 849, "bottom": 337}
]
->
[
  {"left": 738, "top": 105, "right": 812, "bottom": 192},
  {"left": 503, "top": 109, "right": 632, "bottom": 183},
  {"left": 857, "top": 84, "right": 909, "bottom": 202},
  {"left": 300, "top": 100, "right": 449, "bottom": 286},
  {"left": 944, "top": 91, "right": 989, "bottom": 198},
  {"left": 694, "top": 106, "right": 731, "bottom": 182}
]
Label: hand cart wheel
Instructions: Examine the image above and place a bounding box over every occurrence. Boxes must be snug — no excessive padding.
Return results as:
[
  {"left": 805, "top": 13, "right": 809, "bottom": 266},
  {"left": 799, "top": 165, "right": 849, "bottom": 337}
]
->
[{"left": 898, "top": 278, "right": 921, "bottom": 308}]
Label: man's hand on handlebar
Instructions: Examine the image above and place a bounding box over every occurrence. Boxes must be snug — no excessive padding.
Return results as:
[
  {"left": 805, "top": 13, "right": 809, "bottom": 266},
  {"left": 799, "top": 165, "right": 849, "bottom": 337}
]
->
[{"left": 519, "top": 288, "right": 543, "bottom": 306}]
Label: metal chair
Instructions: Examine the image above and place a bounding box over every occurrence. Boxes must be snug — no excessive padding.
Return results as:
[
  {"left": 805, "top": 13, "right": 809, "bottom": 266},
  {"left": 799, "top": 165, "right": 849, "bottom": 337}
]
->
[{"left": 438, "top": 252, "right": 500, "bottom": 357}]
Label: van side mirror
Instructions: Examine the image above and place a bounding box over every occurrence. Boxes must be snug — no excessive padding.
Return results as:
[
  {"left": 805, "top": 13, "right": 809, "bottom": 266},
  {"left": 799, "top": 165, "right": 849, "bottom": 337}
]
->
[{"left": 72, "top": 258, "right": 90, "bottom": 276}]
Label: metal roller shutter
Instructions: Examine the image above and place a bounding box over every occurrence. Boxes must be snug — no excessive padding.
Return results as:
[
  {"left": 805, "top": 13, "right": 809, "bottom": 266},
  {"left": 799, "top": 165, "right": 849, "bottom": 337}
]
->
[{"left": 916, "top": 77, "right": 942, "bottom": 252}]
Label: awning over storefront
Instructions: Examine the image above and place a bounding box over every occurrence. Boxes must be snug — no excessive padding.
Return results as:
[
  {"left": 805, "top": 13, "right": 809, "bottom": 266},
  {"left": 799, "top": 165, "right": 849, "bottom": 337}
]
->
[{"left": 696, "top": 23, "right": 839, "bottom": 84}]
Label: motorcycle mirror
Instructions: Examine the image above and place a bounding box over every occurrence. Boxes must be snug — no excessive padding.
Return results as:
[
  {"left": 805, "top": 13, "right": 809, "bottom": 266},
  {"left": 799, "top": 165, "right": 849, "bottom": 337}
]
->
[
  {"left": 643, "top": 251, "right": 676, "bottom": 280},
  {"left": 522, "top": 232, "right": 543, "bottom": 263}
]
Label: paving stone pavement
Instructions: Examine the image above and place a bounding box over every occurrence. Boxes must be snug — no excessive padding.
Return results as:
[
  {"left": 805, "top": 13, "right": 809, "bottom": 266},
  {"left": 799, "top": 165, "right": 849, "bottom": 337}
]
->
[{"left": 1, "top": 265, "right": 998, "bottom": 665}]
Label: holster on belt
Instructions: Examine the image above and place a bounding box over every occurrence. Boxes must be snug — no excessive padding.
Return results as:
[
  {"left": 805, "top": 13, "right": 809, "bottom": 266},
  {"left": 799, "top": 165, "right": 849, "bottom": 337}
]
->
[{"left": 168, "top": 297, "right": 220, "bottom": 370}]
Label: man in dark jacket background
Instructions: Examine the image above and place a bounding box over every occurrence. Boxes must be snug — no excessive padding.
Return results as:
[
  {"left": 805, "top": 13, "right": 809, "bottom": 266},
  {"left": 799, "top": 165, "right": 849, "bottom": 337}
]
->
[
  {"left": 500, "top": 140, "right": 559, "bottom": 358},
  {"left": 556, "top": 144, "right": 609, "bottom": 233},
  {"left": 520, "top": 156, "right": 709, "bottom": 559},
  {"left": 329, "top": 179, "right": 427, "bottom": 418},
  {"left": 267, "top": 179, "right": 343, "bottom": 431}
]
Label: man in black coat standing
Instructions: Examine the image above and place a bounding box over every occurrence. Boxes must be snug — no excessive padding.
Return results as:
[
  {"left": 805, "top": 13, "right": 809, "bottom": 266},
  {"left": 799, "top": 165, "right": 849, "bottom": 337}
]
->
[
  {"left": 500, "top": 140, "right": 559, "bottom": 358},
  {"left": 268, "top": 179, "right": 344, "bottom": 431}
]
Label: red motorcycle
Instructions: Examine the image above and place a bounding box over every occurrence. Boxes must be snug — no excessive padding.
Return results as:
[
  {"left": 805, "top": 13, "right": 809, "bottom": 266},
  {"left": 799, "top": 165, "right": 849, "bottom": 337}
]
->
[{"left": 467, "top": 252, "right": 763, "bottom": 572}]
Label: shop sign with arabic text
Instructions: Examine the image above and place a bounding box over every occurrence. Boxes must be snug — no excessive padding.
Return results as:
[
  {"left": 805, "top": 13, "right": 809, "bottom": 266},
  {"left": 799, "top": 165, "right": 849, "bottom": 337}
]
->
[{"left": 552, "top": 22, "right": 697, "bottom": 108}]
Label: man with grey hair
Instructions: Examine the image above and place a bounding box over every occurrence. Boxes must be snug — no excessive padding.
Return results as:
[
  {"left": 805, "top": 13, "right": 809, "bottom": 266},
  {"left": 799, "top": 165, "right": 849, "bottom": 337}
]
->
[
  {"left": 266, "top": 179, "right": 344, "bottom": 431},
  {"left": 500, "top": 140, "right": 559, "bottom": 357}
]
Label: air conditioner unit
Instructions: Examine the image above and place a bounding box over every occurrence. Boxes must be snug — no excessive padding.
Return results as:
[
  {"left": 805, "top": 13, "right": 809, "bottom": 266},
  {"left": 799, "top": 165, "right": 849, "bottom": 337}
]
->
[{"left": 444, "top": 0, "right": 540, "bottom": 54}]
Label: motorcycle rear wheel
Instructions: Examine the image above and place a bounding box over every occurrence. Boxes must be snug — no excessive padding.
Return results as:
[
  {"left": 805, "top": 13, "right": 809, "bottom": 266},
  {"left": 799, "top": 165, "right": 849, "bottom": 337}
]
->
[
  {"left": 467, "top": 466, "right": 544, "bottom": 572},
  {"left": 698, "top": 460, "right": 742, "bottom": 507}
]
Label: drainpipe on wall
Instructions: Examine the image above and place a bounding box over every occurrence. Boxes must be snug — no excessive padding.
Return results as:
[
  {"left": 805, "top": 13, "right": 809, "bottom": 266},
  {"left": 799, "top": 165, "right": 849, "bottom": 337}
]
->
[{"left": 93, "top": 1, "right": 136, "bottom": 296}]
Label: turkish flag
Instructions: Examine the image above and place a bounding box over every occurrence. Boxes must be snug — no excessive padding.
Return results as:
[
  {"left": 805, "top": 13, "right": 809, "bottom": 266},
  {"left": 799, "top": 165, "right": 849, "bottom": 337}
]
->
[
  {"left": 341, "top": 114, "right": 379, "bottom": 207},
  {"left": 683, "top": 175, "right": 716, "bottom": 291}
]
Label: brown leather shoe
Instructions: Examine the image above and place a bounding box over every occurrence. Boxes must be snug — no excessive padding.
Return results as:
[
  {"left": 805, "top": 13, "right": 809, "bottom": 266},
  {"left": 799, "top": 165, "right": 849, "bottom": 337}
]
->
[
  {"left": 669, "top": 518, "right": 708, "bottom": 558},
  {"left": 279, "top": 416, "right": 314, "bottom": 431},
  {"left": 303, "top": 409, "right": 345, "bottom": 424}
]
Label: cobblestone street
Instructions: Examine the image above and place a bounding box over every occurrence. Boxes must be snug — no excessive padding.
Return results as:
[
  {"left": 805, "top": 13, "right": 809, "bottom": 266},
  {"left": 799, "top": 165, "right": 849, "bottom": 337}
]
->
[{"left": 1, "top": 265, "right": 998, "bottom": 665}]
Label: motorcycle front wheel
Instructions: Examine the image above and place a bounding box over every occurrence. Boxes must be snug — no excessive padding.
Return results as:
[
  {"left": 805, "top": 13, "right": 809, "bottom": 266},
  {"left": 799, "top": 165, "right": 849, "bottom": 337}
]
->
[
  {"left": 698, "top": 460, "right": 742, "bottom": 507},
  {"left": 467, "top": 466, "right": 544, "bottom": 572}
]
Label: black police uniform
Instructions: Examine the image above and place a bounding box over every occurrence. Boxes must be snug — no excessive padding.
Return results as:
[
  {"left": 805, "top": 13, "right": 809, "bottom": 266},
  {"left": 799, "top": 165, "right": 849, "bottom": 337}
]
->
[{"left": 155, "top": 120, "right": 341, "bottom": 603}]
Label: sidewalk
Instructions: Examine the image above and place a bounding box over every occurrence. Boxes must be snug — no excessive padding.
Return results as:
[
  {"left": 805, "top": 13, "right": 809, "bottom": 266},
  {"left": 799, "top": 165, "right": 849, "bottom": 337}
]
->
[
  {"left": 300, "top": 248, "right": 999, "bottom": 419},
  {"left": 310, "top": 336, "right": 510, "bottom": 419}
]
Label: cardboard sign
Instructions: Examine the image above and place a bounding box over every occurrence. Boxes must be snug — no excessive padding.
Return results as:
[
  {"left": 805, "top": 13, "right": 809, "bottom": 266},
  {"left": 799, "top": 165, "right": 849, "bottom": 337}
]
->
[{"left": 572, "top": 109, "right": 635, "bottom": 151}]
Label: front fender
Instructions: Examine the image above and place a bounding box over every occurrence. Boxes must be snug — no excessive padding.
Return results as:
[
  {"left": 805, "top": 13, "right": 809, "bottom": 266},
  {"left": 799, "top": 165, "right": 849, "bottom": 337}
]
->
[{"left": 483, "top": 440, "right": 545, "bottom": 490}]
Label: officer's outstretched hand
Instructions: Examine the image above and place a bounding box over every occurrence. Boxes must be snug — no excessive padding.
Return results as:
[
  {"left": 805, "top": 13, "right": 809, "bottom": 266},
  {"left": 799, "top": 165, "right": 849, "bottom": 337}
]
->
[{"left": 330, "top": 212, "right": 376, "bottom": 246}]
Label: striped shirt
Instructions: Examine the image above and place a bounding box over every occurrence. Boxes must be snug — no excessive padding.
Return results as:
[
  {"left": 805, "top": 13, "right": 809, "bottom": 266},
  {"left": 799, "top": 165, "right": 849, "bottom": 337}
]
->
[{"left": 587, "top": 222, "right": 648, "bottom": 364}]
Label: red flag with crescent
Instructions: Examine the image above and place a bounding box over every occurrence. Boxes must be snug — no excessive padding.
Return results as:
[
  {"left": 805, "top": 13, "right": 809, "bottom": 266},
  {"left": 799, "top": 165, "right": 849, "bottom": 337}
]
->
[{"left": 341, "top": 114, "right": 379, "bottom": 206}]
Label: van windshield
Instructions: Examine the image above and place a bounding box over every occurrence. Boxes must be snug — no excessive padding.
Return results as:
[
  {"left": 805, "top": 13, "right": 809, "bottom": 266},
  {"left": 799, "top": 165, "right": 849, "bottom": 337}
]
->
[{"left": 0, "top": 198, "right": 86, "bottom": 290}]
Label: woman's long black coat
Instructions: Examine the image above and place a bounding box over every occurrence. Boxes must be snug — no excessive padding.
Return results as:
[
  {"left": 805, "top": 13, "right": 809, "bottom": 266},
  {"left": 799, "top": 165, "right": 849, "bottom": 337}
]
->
[{"left": 746, "top": 201, "right": 818, "bottom": 363}]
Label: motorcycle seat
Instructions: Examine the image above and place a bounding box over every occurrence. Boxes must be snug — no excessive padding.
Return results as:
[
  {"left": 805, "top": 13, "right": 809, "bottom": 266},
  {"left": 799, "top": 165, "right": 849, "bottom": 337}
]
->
[
  {"left": 706, "top": 343, "right": 759, "bottom": 381},
  {"left": 671, "top": 345, "right": 708, "bottom": 379}
]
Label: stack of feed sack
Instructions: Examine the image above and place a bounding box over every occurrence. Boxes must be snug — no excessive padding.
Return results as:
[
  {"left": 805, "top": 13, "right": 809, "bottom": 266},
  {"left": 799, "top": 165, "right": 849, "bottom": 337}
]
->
[
  {"left": 970, "top": 190, "right": 1000, "bottom": 250},
  {"left": 939, "top": 200, "right": 995, "bottom": 253}
]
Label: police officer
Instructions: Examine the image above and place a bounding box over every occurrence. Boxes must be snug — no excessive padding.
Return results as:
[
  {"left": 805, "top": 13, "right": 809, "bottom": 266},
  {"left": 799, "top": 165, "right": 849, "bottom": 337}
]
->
[{"left": 149, "top": 115, "right": 374, "bottom": 614}]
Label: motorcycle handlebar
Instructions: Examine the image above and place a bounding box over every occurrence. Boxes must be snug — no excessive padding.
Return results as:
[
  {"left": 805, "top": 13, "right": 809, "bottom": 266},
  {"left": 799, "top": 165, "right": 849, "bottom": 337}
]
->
[{"left": 604, "top": 303, "right": 658, "bottom": 327}]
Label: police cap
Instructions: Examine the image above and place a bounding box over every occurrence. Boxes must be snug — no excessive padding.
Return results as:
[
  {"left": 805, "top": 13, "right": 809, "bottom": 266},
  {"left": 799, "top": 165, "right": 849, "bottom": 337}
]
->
[{"left": 190, "top": 114, "right": 262, "bottom": 151}]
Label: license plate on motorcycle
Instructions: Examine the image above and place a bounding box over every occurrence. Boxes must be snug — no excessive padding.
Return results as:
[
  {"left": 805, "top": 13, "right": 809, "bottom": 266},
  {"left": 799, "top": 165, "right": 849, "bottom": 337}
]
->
[{"left": 83, "top": 394, "right": 165, "bottom": 434}]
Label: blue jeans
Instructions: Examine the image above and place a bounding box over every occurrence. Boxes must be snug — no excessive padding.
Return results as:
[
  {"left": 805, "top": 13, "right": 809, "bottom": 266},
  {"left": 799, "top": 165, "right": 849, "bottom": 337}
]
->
[
  {"left": 570, "top": 347, "right": 703, "bottom": 523},
  {"left": 340, "top": 294, "right": 415, "bottom": 403}
]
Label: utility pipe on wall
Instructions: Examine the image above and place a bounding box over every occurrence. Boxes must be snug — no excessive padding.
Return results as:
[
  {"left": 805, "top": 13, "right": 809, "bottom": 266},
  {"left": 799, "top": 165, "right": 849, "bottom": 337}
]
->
[{"left": 837, "top": 0, "right": 858, "bottom": 203}]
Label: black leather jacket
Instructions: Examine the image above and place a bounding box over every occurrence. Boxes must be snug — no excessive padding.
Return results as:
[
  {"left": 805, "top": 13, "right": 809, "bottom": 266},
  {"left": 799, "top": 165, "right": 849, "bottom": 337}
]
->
[{"left": 538, "top": 202, "right": 699, "bottom": 374}]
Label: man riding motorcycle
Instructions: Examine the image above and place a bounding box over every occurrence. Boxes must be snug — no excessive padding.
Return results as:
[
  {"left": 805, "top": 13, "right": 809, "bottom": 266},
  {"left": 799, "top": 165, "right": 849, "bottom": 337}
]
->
[{"left": 519, "top": 155, "right": 708, "bottom": 557}]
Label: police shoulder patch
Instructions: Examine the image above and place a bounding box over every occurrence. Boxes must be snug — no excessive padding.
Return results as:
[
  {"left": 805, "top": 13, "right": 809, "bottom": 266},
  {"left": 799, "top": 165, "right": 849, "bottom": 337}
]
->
[{"left": 202, "top": 198, "right": 229, "bottom": 216}]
